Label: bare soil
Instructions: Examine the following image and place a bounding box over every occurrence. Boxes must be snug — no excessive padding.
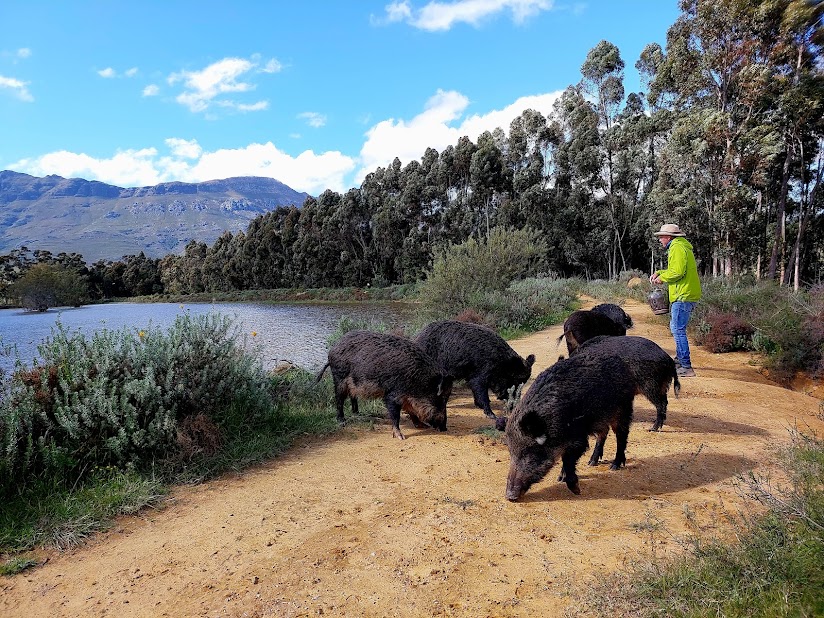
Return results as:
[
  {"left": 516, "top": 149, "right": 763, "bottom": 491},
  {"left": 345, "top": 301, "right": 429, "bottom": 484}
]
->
[{"left": 2, "top": 298, "right": 823, "bottom": 617}]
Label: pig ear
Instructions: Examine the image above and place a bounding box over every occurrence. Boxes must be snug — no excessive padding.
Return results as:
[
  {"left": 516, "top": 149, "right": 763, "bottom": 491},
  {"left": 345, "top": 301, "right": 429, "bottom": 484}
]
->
[
  {"left": 518, "top": 410, "right": 547, "bottom": 443},
  {"left": 437, "top": 376, "right": 453, "bottom": 396},
  {"left": 525, "top": 354, "right": 535, "bottom": 368}
]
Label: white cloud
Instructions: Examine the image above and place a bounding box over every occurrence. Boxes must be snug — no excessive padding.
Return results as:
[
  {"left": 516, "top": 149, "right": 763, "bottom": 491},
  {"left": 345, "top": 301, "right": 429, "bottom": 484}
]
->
[
  {"left": 260, "top": 59, "right": 283, "bottom": 74},
  {"left": 0, "top": 75, "right": 33, "bottom": 101},
  {"left": 168, "top": 56, "right": 278, "bottom": 114},
  {"left": 381, "top": 0, "right": 553, "bottom": 31},
  {"left": 165, "top": 138, "right": 202, "bottom": 159},
  {"left": 298, "top": 112, "right": 327, "bottom": 128},
  {"left": 10, "top": 140, "right": 356, "bottom": 195},
  {"left": 235, "top": 101, "right": 269, "bottom": 112},
  {"left": 184, "top": 143, "right": 355, "bottom": 194},
  {"left": 98, "top": 66, "right": 139, "bottom": 78},
  {"left": 354, "top": 88, "right": 562, "bottom": 182},
  {"left": 142, "top": 84, "right": 159, "bottom": 97},
  {"left": 8, "top": 89, "right": 563, "bottom": 195},
  {"left": 382, "top": 1, "right": 413, "bottom": 23},
  {"left": 17, "top": 48, "right": 31, "bottom": 59},
  {"left": 11, "top": 148, "right": 162, "bottom": 188}
]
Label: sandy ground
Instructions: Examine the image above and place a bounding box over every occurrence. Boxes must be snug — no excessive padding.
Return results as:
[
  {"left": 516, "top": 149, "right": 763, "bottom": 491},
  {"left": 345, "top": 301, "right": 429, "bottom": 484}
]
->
[{"left": 2, "top": 298, "right": 823, "bottom": 617}]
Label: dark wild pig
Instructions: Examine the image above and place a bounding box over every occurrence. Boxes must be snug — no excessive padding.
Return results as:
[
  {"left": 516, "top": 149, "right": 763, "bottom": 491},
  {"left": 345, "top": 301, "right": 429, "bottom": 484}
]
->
[
  {"left": 505, "top": 355, "right": 636, "bottom": 500},
  {"left": 556, "top": 303, "right": 633, "bottom": 356},
  {"left": 414, "top": 320, "right": 535, "bottom": 422},
  {"left": 573, "top": 335, "right": 680, "bottom": 432},
  {"left": 316, "top": 330, "right": 453, "bottom": 440},
  {"left": 591, "top": 303, "right": 634, "bottom": 329}
]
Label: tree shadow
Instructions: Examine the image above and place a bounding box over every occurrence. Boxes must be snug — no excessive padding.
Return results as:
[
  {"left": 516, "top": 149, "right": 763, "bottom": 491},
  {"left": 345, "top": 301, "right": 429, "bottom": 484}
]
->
[{"left": 518, "top": 451, "right": 757, "bottom": 503}]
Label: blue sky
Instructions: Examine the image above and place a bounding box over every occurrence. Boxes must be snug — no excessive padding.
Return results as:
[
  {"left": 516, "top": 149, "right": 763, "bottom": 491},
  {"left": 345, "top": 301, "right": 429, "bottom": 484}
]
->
[{"left": 0, "top": 1, "right": 681, "bottom": 196}]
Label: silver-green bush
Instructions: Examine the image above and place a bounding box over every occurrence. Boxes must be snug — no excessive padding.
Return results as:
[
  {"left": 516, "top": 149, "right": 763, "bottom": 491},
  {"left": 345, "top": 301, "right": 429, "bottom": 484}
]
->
[
  {"left": 0, "top": 313, "right": 276, "bottom": 491},
  {"left": 419, "top": 227, "right": 549, "bottom": 319}
]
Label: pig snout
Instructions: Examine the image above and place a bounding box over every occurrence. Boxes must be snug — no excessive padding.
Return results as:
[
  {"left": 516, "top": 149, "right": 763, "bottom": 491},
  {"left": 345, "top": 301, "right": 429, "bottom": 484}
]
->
[{"left": 505, "top": 465, "right": 526, "bottom": 501}]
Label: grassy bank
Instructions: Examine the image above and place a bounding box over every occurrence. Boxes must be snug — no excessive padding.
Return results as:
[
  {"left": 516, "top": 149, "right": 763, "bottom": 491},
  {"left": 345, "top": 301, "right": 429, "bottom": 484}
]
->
[
  {"left": 570, "top": 414, "right": 824, "bottom": 617},
  {"left": 125, "top": 283, "right": 420, "bottom": 305}
]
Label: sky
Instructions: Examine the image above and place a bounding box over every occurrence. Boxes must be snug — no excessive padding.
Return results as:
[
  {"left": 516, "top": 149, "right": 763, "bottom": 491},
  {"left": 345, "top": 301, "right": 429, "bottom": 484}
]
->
[{"left": 0, "top": 1, "right": 681, "bottom": 197}]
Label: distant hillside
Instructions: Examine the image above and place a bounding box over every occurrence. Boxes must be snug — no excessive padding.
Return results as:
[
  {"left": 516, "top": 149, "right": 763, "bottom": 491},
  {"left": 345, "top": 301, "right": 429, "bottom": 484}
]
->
[{"left": 0, "top": 171, "right": 312, "bottom": 261}]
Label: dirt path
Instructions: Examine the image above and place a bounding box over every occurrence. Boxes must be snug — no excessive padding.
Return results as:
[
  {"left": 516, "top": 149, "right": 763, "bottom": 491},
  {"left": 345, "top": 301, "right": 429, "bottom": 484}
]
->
[{"left": 2, "top": 299, "right": 823, "bottom": 617}]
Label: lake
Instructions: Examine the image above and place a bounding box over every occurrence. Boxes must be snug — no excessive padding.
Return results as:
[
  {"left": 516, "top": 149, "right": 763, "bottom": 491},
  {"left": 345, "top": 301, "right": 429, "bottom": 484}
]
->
[{"left": 0, "top": 301, "right": 415, "bottom": 374}]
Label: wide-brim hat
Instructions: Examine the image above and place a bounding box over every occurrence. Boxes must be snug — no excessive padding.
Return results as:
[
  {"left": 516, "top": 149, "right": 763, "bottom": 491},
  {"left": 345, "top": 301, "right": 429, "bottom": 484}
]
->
[{"left": 654, "top": 223, "right": 686, "bottom": 237}]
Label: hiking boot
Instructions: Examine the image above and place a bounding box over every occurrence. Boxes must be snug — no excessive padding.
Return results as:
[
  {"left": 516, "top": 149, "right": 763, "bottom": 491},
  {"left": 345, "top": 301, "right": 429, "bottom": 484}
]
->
[{"left": 676, "top": 366, "right": 696, "bottom": 377}]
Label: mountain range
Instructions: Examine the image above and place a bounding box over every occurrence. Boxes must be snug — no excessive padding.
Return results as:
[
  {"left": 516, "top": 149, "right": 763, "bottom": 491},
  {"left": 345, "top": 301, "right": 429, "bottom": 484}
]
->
[{"left": 0, "top": 171, "right": 311, "bottom": 262}]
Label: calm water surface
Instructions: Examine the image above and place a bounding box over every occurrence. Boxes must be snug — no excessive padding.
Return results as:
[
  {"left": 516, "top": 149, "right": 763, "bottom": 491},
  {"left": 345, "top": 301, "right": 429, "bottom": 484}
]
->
[{"left": 0, "top": 301, "right": 414, "bottom": 374}]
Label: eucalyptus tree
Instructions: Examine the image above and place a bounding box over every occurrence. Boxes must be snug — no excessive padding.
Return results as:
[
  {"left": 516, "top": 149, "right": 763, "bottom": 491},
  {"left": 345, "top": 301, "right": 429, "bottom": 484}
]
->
[
  {"left": 289, "top": 191, "right": 348, "bottom": 287},
  {"left": 758, "top": 0, "right": 824, "bottom": 286},
  {"left": 178, "top": 241, "right": 208, "bottom": 294},
  {"left": 201, "top": 231, "right": 239, "bottom": 292},
  {"left": 360, "top": 159, "right": 408, "bottom": 284},
  {"left": 550, "top": 86, "right": 611, "bottom": 276},
  {"left": 9, "top": 263, "right": 87, "bottom": 311},
  {"left": 469, "top": 131, "right": 511, "bottom": 240},
  {"left": 121, "top": 252, "right": 162, "bottom": 296},
  {"left": 644, "top": 0, "right": 822, "bottom": 278},
  {"left": 328, "top": 188, "right": 373, "bottom": 285},
  {"left": 580, "top": 40, "right": 645, "bottom": 278}
]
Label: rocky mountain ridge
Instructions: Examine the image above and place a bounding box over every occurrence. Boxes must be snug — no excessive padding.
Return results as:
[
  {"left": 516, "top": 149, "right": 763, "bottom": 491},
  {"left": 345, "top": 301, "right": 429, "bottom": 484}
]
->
[{"left": 0, "top": 171, "right": 311, "bottom": 261}]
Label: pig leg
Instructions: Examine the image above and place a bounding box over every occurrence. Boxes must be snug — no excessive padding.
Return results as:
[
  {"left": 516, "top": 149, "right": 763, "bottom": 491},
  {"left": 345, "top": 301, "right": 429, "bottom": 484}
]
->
[
  {"left": 649, "top": 391, "right": 667, "bottom": 432},
  {"left": 334, "top": 382, "right": 347, "bottom": 425},
  {"left": 469, "top": 378, "right": 496, "bottom": 419},
  {"left": 561, "top": 440, "right": 588, "bottom": 494},
  {"left": 350, "top": 396, "right": 359, "bottom": 417},
  {"left": 588, "top": 429, "right": 609, "bottom": 466},
  {"left": 385, "top": 398, "right": 405, "bottom": 440},
  {"left": 610, "top": 411, "right": 632, "bottom": 470}
]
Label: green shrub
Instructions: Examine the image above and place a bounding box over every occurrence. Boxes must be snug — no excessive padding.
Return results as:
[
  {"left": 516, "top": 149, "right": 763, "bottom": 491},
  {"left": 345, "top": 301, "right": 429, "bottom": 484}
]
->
[
  {"left": 696, "top": 281, "right": 824, "bottom": 382},
  {"left": 693, "top": 311, "right": 756, "bottom": 353},
  {"left": 0, "top": 313, "right": 276, "bottom": 493},
  {"left": 419, "top": 227, "right": 548, "bottom": 318},
  {"left": 466, "top": 276, "right": 578, "bottom": 333}
]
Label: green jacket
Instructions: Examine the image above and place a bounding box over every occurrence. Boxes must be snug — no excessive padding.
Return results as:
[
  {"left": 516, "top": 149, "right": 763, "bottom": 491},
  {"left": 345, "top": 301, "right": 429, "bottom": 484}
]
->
[{"left": 656, "top": 237, "right": 702, "bottom": 302}]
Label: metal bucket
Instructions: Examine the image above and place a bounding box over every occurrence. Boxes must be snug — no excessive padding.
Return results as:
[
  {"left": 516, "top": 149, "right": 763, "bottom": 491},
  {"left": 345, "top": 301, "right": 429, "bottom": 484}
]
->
[{"left": 648, "top": 287, "right": 670, "bottom": 315}]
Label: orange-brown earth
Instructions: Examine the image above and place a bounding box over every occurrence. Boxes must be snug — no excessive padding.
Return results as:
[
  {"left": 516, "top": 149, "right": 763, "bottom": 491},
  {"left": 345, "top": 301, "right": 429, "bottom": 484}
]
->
[{"left": 2, "top": 298, "right": 822, "bottom": 617}]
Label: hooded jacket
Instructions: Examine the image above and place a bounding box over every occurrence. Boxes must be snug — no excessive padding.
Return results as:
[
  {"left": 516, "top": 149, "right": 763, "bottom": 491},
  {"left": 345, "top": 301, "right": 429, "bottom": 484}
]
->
[{"left": 655, "top": 237, "right": 702, "bottom": 302}]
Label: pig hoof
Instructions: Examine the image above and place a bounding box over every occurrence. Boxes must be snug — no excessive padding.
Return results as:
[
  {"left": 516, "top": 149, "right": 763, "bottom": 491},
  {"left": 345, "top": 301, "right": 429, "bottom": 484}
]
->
[
  {"left": 568, "top": 482, "right": 581, "bottom": 495},
  {"left": 494, "top": 416, "right": 507, "bottom": 431},
  {"left": 587, "top": 458, "right": 599, "bottom": 466},
  {"left": 392, "top": 429, "right": 406, "bottom": 440},
  {"left": 609, "top": 462, "right": 624, "bottom": 470}
]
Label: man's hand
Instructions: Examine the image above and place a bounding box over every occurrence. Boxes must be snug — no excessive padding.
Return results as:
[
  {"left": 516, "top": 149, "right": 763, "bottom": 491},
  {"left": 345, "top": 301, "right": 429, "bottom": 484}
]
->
[{"left": 649, "top": 273, "right": 662, "bottom": 285}]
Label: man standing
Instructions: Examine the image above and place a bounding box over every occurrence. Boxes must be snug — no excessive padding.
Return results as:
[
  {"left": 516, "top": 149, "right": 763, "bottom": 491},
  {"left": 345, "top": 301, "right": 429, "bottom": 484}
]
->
[{"left": 649, "top": 224, "right": 702, "bottom": 377}]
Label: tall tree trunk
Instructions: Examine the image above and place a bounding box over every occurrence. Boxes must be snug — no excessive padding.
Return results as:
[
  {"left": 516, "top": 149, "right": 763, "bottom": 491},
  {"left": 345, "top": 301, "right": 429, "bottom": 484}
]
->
[{"left": 768, "top": 149, "right": 792, "bottom": 280}]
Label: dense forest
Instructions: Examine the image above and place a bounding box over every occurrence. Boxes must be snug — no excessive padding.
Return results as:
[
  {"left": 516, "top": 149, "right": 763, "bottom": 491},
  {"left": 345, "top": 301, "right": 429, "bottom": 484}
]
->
[{"left": 2, "top": 0, "right": 823, "bottom": 307}]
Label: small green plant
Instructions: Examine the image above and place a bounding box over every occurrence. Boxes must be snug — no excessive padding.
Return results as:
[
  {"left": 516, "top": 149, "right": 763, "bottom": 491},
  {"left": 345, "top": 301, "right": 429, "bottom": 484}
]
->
[
  {"left": 440, "top": 496, "right": 477, "bottom": 510},
  {"left": 0, "top": 556, "right": 38, "bottom": 576},
  {"left": 571, "top": 421, "right": 824, "bottom": 617}
]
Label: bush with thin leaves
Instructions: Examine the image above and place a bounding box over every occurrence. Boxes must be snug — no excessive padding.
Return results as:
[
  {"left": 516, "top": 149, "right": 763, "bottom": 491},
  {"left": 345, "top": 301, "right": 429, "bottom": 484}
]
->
[
  {"left": 419, "top": 227, "right": 548, "bottom": 319},
  {"left": 0, "top": 313, "right": 276, "bottom": 494}
]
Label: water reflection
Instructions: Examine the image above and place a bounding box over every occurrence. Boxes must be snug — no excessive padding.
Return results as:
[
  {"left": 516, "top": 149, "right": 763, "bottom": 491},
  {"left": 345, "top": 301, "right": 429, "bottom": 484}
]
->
[{"left": 0, "top": 301, "right": 414, "bottom": 374}]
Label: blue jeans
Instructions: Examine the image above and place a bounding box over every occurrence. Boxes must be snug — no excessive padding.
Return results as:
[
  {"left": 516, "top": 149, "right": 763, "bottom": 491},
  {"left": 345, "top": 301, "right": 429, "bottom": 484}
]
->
[{"left": 670, "top": 301, "right": 696, "bottom": 369}]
